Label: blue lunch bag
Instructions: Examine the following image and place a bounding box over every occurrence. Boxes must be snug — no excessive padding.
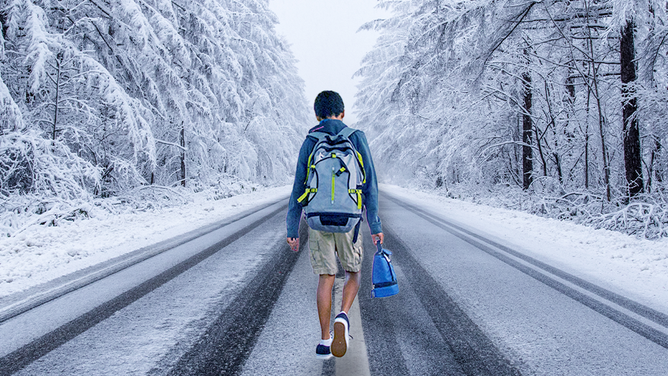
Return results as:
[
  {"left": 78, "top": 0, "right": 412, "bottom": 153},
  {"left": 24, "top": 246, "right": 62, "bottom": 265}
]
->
[{"left": 371, "top": 241, "right": 399, "bottom": 298}]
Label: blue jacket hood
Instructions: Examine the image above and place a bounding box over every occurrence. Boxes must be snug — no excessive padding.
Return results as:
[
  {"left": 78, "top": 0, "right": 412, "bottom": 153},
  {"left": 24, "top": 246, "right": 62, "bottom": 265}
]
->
[{"left": 308, "top": 119, "right": 347, "bottom": 135}]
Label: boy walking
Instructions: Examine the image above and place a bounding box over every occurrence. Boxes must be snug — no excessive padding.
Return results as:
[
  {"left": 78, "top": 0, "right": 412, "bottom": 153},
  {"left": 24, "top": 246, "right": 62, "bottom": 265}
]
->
[{"left": 286, "top": 91, "right": 383, "bottom": 359}]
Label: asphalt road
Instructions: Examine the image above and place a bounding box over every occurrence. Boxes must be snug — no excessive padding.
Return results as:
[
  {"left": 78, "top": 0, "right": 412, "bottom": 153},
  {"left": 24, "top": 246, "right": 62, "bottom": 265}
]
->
[{"left": 2, "top": 193, "right": 668, "bottom": 375}]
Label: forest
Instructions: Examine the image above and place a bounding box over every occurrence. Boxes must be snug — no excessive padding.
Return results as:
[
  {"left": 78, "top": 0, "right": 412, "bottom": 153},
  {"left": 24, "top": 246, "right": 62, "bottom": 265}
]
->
[
  {"left": 3, "top": 0, "right": 668, "bottom": 240},
  {"left": 0, "top": 0, "right": 309, "bottom": 236},
  {"left": 356, "top": 0, "right": 668, "bottom": 238}
]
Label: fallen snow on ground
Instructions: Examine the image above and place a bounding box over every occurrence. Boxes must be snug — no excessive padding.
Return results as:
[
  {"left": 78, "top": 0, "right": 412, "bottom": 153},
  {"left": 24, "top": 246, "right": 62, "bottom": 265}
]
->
[
  {"left": 0, "top": 186, "right": 291, "bottom": 298},
  {"left": 2, "top": 184, "right": 667, "bottom": 316},
  {"left": 382, "top": 184, "right": 668, "bottom": 314}
]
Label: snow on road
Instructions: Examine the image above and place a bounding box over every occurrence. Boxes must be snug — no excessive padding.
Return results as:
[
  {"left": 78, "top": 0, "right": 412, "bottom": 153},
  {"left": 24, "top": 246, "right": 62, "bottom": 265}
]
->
[
  {"left": 382, "top": 185, "right": 668, "bottom": 314},
  {"left": 2, "top": 184, "right": 667, "bottom": 316},
  {"left": 0, "top": 186, "right": 291, "bottom": 298}
]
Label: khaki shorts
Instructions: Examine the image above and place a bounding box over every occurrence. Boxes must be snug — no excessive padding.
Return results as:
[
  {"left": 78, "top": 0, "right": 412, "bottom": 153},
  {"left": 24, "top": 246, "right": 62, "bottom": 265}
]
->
[{"left": 308, "top": 227, "right": 363, "bottom": 275}]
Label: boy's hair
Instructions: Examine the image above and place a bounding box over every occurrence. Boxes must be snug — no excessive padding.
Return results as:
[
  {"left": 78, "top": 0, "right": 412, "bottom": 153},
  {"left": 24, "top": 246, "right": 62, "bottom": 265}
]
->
[{"left": 314, "top": 91, "right": 344, "bottom": 119}]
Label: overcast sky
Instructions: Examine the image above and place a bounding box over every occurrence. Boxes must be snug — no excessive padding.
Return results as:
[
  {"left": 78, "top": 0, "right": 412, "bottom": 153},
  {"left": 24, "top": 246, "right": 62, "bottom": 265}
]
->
[{"left": 268, "top": 0, "right": 389, "bottom": 124}]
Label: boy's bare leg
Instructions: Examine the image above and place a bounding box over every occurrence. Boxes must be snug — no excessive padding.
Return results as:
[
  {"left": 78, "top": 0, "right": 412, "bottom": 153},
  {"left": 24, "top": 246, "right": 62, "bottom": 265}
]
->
[
  {"left": 317, "top": 274, "right": 336, "bottom": 340},
  {"left": 340, "top": 271, "right": 361, "bottom": 314}
]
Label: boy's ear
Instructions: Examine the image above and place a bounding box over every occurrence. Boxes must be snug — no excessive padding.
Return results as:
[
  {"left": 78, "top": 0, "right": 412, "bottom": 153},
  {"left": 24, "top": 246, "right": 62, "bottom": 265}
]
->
[{"left": 332, "top": 111, "right": 344, "bottom": 120}]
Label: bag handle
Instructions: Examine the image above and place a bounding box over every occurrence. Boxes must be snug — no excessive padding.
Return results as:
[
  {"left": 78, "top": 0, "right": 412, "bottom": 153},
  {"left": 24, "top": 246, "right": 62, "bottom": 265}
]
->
[
  {"left": 376, "top": 241, "right": 392, "bottom": 256},
  {"left": 375, "top": 241, "right": 396, "bottom": 282}
]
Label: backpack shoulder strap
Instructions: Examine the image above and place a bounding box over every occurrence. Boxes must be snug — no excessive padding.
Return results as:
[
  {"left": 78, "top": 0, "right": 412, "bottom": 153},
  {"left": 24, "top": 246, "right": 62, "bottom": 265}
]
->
[
  {"left": 336, "top": 127, "right": 365, "bottom": 183},
  {"left": 303, "top": 131, "right": 329, "bottom": 184},
  {"left": 336, "top": 127, "right": 357, "bottom": 140},
  {"left": 306, "top": 131, "right": 328, "bottom": 142}
]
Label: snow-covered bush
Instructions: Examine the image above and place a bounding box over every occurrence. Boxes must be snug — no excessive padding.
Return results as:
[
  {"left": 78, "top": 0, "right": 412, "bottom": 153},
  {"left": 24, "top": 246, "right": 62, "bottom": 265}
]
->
[{"left": 0, "top": 130, "right": 100, "bottom": 198}]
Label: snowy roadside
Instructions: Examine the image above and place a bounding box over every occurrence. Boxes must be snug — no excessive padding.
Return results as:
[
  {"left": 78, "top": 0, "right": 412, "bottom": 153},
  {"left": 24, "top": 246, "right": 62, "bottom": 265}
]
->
[
  {"left": 2, "top": 183, "right": 667, "bottom": 317},
  {"left": 0, "top": 186, "right": 292, "bottom": 299},
  {"left": 382, "top": 184, "right": 668, "bottom": 314}
]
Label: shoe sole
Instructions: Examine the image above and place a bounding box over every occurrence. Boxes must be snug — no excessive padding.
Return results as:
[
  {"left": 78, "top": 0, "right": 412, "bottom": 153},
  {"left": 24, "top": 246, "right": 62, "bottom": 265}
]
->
[{"left": 331, "top": 320, "right": 348, "bottom": 357}]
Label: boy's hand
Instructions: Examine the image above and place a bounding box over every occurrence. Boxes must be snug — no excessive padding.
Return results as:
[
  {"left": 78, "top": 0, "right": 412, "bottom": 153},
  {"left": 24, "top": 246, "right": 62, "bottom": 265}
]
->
[
  {"left": 371, "top": 233, "right": 384, "bottom": 245},
  {"left": 287, "top": 237, "right": 300, "bottom": 252}
]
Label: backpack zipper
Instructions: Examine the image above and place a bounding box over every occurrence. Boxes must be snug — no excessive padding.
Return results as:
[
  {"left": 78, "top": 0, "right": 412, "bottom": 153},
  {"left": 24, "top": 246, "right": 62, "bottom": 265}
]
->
[{"left": 331, "top": 167, "right": 335, "bottom": 204}]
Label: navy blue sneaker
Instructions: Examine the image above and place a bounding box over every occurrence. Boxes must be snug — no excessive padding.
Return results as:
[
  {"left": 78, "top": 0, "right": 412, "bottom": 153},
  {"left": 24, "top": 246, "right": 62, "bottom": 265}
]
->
[
  {"left": 316, "top": 337, "right": 333, "bottom": 359},
  {"left": 332, "top": 312, "right": 349, "bottom": 357}
]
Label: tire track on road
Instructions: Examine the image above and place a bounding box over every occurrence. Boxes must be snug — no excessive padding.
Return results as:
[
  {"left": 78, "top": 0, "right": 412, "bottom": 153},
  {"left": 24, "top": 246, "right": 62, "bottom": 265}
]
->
[
  {"left": 389, "top": 195, "right": 668, "bottom": 350},
  {"left": 165, "top": 241, "right": 299, "bottom": 375},
  {"left": 165, "top": 215, "right": 304, "bottom": 376},
  {"left": 360, "top": 227, "right": 520, "bottom": 376},
  {"left": 0, "top": 203, "right": 286, "bottom": 376},
  {"left": 0, "top": 198, "right": 289, "bottom": 325}
]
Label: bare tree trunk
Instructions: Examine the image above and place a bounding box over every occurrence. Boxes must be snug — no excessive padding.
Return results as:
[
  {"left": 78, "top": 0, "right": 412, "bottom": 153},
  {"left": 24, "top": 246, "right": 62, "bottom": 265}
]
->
[
  {"left": 543, "top": 80, "right": 562, "bottom": 182},
  {"left": 522, "top": 69, "right": 533, "bottom": 190},
  {"left": 534, "top": 125, "right": 548, "bottom": 177},
  {"left": 585, "top": 2, "right": 610, "bottom": 200},
  {"left": 584, "top": 106, "right": 590, "bottom": 189},
  {"left": 562, "top": 73, "right": 578, "bottom": 186},
  {"left": 594, "top": 76, "right": 610, "bottom": 201},
  {"left": 621, "top": 20, "right": 644, "bottom": 197},
  {"left": 51, "top": 52, "right": 62, "bottom": 140},
  {"left": 648, "top": 137, "right": 661, "bottom": 193},
  {"left": 179, "top": 123, "right": 186, "bottom": 187},
  {"left": 654, "top": 139, "right": 663, "bottom": 185},
  {"left": 584, "top": 130, "right": 589, "bottom": 189}
]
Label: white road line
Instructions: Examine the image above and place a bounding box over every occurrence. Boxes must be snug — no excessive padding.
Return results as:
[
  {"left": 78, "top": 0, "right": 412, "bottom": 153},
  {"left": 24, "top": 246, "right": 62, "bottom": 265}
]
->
[{"left": 333, "top": 277, "right": 371, "bottom": 376}]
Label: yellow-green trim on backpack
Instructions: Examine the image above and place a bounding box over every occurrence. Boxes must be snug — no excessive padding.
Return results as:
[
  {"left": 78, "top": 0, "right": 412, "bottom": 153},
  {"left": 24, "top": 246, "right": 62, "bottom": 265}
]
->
[
  {"left": 356, "top": 151, "right": 366, "bottom": 184},
  {"left": 349, "top": 189, "right": 362, "bottom": 209},
  {"left": 297, "top": 188, "right": 317, "bottom": 203}
]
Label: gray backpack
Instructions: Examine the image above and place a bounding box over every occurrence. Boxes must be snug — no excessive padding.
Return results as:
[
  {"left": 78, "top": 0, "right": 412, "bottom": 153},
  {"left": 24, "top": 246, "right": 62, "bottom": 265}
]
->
[{"left": 297, "top": 127, "right": 366, "bottom": 233}]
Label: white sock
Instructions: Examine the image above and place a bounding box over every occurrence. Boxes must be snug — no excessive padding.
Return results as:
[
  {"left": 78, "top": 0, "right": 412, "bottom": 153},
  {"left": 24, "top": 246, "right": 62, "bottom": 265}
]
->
[{"left": 320, "top": 337, "right": 333, "bottom": 346}]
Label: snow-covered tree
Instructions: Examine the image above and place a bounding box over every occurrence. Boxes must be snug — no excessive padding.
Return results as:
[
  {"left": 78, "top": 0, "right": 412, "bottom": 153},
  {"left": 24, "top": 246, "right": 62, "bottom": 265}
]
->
[
  {"left": 0, "top": 0, "right": 309, "bottom": 202},
  {"left": 356, "top": 0, "right": 668, "bottom": 236}
]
